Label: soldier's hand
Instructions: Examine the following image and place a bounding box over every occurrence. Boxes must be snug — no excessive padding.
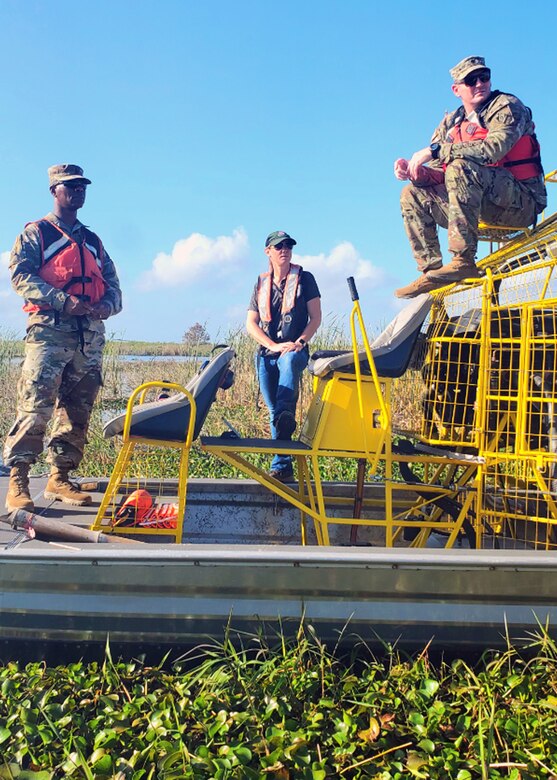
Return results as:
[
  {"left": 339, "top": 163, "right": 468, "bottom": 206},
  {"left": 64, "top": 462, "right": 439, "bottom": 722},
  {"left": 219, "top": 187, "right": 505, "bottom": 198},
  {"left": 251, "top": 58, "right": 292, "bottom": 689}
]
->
[
  {"left": 408, "top": 147, "right": 433, "bottom": 180},
  {"left": 64, "top": 295, "right": 93, "bottom": 316},
  {"left": 88, "top": 303, "right": 111, "bottom": 320},
  {"left": 394, "top": 158, "right": 410, "bottom": 180}
]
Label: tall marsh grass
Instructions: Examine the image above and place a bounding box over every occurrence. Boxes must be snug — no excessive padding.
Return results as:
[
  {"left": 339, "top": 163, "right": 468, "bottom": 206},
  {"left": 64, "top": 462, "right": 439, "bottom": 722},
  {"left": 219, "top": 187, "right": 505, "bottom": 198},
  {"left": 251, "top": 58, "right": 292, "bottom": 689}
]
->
[{"left": 0, "top": 325, "right": 425, "bottom": 479}]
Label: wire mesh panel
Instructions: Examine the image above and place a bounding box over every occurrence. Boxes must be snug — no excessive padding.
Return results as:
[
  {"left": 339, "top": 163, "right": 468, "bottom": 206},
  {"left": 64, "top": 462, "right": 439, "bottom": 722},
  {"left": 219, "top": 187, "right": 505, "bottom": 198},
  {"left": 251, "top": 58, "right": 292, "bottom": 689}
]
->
[
  {"left": 420, "top": 286, "right": 484, "bottom": 446},
  {"left": 417, "top": 217, "right": 557, "bottom": 549}
]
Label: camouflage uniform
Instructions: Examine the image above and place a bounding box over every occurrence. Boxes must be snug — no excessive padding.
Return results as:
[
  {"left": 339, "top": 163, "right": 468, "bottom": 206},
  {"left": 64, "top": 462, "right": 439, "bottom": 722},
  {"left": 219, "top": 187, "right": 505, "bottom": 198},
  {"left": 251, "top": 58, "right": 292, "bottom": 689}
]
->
[
  {"left": 400, "top": 91, "right": 547, "bottom": 272},
  {"left": 3, "top": 213, "right": 122, "bottom": 470}
]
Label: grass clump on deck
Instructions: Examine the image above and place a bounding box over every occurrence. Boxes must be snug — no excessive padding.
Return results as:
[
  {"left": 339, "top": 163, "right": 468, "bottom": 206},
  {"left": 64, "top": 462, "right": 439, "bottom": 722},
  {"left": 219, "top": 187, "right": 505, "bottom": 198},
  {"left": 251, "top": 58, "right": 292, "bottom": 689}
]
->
[{"left": 1, "top": 624, "right": 557, "bottom": 778}]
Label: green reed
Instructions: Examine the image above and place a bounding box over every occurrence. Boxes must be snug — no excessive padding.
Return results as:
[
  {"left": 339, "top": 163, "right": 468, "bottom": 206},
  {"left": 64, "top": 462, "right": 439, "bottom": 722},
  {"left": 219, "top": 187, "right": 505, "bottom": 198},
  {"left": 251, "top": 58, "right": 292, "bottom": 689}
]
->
[{"left": 0, "top": 324, "right": 425, "bottom": 480}]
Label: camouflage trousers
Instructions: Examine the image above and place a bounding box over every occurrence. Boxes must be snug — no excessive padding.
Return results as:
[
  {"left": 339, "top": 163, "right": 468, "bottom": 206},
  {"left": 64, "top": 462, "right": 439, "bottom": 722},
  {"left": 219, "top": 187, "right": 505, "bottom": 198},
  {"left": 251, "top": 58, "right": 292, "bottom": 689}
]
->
[
  {"left": 400, "top": 159, "right": 539, "bottom": 272},
  {"left": 3, "top": 325, "right": 104, "bottom": 470}
]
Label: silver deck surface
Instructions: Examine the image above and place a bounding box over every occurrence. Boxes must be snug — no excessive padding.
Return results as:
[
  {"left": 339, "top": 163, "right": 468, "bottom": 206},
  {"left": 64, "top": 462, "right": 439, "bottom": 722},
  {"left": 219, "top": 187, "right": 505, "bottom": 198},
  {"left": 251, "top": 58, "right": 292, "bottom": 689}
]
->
[{"left": 1, "top": 475, "right": 557, "bottom": 650}]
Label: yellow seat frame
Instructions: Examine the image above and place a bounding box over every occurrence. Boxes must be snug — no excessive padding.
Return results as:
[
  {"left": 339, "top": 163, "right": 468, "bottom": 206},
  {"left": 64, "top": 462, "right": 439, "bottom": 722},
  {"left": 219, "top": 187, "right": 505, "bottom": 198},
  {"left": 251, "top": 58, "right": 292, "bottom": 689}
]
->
[{"left": 90, "top": 381, "right": 195, "bottom": 543}]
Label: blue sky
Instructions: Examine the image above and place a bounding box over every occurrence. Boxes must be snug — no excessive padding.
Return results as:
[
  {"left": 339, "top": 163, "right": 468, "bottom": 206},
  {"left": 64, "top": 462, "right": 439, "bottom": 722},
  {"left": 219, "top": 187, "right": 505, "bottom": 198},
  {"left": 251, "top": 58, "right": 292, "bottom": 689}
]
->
[{"left": 1, "top": 0, "right": 556, "bottom": 342}]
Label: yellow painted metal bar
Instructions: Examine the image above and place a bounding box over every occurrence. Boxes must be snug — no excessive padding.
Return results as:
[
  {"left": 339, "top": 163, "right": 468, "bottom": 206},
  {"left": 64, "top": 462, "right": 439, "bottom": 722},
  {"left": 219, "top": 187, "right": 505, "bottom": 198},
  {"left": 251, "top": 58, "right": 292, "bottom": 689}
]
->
[{"left": 92, "top": 380, "right": 196, "bottom": 543}]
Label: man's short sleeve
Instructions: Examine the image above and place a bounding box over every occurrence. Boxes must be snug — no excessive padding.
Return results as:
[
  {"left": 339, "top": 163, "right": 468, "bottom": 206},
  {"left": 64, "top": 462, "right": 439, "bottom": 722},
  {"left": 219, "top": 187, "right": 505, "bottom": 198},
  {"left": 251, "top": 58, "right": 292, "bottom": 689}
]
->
[
  {"left": 302, "top": 271, "right": 320, "bottom": 302},
  {"left": 248, "top": 280, "right": 259, "bottom": 312}
]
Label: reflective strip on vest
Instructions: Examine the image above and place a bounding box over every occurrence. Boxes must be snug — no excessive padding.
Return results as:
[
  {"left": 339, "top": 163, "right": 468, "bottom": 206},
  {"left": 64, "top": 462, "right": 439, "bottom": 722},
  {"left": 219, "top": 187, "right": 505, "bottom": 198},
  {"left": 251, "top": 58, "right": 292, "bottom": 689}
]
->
[
  {"left": 43, "top": 234, "right": 70, "bottom": 261},
  {"left": 85, "top": 241, "right": 102, "bottom": 266},
  {"left": 257, "top": 263, "right": 302, "bottom": 323}
]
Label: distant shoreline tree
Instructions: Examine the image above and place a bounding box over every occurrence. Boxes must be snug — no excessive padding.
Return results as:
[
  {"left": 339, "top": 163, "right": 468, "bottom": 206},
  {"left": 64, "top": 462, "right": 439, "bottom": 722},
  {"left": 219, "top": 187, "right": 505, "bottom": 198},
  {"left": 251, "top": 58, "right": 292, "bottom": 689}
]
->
[{"left": 183, "top": 322, "right": 211, "bottom": 348}]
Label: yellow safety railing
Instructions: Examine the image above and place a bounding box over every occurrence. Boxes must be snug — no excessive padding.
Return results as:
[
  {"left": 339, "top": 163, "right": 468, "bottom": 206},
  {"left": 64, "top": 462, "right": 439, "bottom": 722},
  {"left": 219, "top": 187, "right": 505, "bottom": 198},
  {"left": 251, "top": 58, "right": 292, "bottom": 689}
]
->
[{"left": 91, "top": 381, "right": 196, "bottom": 544}]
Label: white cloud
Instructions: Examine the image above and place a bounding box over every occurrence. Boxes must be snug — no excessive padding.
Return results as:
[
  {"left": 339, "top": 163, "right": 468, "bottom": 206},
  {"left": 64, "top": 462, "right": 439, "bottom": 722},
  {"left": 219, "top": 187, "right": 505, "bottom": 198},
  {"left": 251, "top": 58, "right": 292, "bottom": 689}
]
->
[
  {"left": 137, "top": 227, "right": 250, "bottom": 291},
  {"left": 294, "top": 241, "right": 388, "bottom": 317},
  {"left": 129, "top": 231, "right": 401, "bottom": 340}
]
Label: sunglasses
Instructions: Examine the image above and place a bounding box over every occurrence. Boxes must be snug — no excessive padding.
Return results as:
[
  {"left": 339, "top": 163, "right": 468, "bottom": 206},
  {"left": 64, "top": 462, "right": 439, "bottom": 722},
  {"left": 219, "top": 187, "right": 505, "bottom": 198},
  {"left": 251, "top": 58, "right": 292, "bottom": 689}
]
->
[
  {"left": 62, "top": 180, "right": 87, "bottom": 190},
  {"left": 461, "top": 69, "right": 491, "bottom": 87},
  {"left": 273, "top": 241, "right": 294, "bottom": 250}
]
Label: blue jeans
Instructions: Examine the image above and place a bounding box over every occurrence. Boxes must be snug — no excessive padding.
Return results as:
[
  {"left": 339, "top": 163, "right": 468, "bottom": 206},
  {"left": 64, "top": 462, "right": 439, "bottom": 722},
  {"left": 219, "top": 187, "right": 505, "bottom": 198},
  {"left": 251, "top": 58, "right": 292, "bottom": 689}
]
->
[{"left": 257, "top": 349, "right": 309, "bottom": 472}]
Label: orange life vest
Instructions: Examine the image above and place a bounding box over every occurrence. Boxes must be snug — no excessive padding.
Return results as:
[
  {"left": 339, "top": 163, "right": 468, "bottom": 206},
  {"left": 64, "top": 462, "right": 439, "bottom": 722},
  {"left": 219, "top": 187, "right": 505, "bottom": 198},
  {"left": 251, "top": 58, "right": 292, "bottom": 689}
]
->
[
  {"left": 256, "top": 263, "right": 308, "bottom": 345},
  {"left": 447, "top": 120, "right": 542, "bottom": 180},
  {"left": 257, "top": 263, "right": 301, "bottom": 322},
  {"left": 23, "top": 219, "right": 106, "bottom": 313}
]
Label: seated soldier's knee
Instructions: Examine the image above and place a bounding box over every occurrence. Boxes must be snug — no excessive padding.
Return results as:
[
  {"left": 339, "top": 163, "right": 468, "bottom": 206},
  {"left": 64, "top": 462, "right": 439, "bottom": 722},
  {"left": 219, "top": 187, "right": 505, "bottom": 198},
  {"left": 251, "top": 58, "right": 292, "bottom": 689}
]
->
[
  {"left": 444, "top": 158, "right": 483, "bottom": 186},
  {"left": 400, "top": 183, "right": 418, "bottom": 208}
]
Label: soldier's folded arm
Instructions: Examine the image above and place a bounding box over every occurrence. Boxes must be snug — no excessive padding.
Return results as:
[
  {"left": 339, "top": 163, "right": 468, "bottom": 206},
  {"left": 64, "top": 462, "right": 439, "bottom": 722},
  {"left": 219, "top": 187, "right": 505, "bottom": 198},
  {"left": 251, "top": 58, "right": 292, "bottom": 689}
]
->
[
  {"left": 95, "top": 248, "right": 123, "bottom": 318},
  {"left": 439, "top": 104, "right": 528, "bottom": 167}
]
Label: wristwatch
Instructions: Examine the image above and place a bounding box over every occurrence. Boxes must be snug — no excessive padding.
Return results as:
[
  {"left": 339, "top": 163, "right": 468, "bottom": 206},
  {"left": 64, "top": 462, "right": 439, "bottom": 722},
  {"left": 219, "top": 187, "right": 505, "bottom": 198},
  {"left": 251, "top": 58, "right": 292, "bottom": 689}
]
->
[
  {"left": 430, "top": 143, "right": 441, "bottom": 160},
  {"left": 298, "top": 338, "right": 306, "bottom": 346}
]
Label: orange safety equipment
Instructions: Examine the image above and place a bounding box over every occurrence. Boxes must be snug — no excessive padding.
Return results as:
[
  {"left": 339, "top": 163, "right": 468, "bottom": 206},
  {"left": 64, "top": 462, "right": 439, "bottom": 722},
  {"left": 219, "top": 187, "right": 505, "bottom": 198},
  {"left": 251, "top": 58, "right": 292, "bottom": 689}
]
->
[
  {"left": 138, "top": 502, "right": 179, "bottom": 529},
  {"left": 23, "top": 219, "right": 107, "bottom": 313},
  {"left": 257, "top": 263, "right": 311, "bottom": 345},
  {"left": 257, "top": 263, "right": 302, "bottom": 323},
  {"left": 113, "top": 489, "right": 153, "bottom": 527},
  {"left": 446, "top": 123, "right": 542, "bottom": 181}
]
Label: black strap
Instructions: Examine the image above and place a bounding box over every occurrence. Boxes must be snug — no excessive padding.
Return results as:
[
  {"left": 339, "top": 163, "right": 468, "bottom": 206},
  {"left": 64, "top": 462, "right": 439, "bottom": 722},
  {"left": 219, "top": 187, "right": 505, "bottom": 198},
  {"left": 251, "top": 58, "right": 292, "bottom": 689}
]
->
[
  {"left": 61, "top": 276, "right": 92, "bottom": 291},
  {"left": 503, "top": 156, "right": 542, "bottom": 168}
]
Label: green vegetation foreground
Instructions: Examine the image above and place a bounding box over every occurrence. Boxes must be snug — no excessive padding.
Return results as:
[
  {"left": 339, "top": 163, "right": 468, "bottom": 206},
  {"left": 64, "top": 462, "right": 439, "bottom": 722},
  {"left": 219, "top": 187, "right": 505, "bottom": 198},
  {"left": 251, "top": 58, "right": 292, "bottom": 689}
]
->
[{"left": 1, "top": 627, "right": 557, "bottom": 778}]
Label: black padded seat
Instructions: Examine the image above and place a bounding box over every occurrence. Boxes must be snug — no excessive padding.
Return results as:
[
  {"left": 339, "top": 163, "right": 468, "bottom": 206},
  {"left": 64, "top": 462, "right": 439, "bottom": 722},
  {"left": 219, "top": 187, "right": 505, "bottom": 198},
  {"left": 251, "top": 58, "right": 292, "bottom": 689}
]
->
[
  {"left": 309, "top": 294, "right": 432, "bottom": 379},
  {"left": 103, "top": 347, "right": 235, "bottom": 442}
]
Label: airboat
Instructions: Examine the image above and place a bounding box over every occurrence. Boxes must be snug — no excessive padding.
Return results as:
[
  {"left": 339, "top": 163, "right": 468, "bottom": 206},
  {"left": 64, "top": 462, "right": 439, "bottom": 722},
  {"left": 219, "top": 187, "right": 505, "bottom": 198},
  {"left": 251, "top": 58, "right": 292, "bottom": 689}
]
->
[{"left": 2, "top": 172, "right": 557, "bottom": 651}]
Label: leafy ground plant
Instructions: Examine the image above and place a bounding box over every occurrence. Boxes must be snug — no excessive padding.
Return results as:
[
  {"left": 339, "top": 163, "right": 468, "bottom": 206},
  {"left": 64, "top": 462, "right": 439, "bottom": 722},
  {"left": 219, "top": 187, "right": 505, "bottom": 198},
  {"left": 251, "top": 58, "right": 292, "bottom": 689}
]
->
[{"left": 1, "top": 625, "right": 557, "bottom": 778}]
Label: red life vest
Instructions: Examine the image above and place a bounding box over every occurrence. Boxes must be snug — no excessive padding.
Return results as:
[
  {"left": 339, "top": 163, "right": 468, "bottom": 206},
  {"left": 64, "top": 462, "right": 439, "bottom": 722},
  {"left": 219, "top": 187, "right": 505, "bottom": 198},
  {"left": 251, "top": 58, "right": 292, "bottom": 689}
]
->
[
  {"left": 23, "top": 219, "right": 106, "bottom": 313},
  {"left": 257, "top": 263, "right": 301, "bottom": 322},
  {"left": 447, "top": 120, "right": 542, "bottom": 180}
]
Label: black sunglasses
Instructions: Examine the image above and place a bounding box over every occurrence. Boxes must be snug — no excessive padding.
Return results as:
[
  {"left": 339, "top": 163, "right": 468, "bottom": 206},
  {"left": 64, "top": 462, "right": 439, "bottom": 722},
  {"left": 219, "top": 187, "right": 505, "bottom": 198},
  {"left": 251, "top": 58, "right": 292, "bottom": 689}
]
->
[
  {"left": 461, "top": 69, "right": 491, "bottom": 87},
  {"left": 273, "top": 241, "right": 294, "bottom": 250},
  {"left": 62, "top": 180, "right": 87, "bottom": 190}
]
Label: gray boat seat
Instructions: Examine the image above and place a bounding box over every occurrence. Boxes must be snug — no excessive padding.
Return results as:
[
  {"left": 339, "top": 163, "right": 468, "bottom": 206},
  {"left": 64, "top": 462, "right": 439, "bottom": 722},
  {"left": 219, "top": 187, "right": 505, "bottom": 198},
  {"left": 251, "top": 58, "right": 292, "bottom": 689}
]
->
[
  {"left": 103, "top": 347, "right": 235, "bottom": 442},
  {"left": 309, "top": 294, "right": 432, "bottom": 379}
]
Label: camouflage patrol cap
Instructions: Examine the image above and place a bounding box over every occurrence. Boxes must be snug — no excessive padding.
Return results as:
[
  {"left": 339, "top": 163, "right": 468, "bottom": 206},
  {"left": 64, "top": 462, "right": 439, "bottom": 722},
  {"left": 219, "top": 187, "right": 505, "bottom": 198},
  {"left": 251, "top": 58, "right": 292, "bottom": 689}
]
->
[
  {"left": 265, "top": 230, "right": 297, "bottom": 248},
  {"left": 450, "top": 56, "right": 488, "bottom": 82},
  {"left": 48, "top": 163, "right": 92, "bottom": 187}
]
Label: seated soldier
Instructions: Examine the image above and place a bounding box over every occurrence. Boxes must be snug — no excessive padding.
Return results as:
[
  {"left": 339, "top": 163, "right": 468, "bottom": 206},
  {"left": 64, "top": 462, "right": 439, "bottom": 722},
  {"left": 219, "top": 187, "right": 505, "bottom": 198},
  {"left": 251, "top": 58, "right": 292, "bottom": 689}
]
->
[{"left": 394, "top": 55, "right": 546, "bottom": 299}]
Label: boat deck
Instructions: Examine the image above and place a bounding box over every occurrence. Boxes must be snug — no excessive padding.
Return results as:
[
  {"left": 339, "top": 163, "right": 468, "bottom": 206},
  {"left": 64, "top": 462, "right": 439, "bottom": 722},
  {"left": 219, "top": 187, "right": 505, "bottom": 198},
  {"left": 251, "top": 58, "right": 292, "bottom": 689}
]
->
[
  {"left": 2, "top": 474, "right": 557, "bottom": 651},
  {"left": 0, "top": 474, "right": 105, "bottom": 550}
]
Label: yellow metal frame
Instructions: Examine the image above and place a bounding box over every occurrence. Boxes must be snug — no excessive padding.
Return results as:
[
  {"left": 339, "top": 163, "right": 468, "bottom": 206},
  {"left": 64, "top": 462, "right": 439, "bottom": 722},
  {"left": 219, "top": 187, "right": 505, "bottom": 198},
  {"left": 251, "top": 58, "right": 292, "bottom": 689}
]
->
[
  {"left": 202, "top": 295, "right": 479, "bottom": 547},
  {"left": 420, "top": 190, "right": 557, "bottom": 549},
  {"left": 90, "top": 381, "right": 196, "bottom": 543}
]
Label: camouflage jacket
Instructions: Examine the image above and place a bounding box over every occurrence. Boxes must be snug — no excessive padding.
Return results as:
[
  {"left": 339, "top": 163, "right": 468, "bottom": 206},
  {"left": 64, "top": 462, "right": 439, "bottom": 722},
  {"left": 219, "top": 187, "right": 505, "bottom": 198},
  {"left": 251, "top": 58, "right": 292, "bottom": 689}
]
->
[
  {"left": 9, "top": 212, "right": 123, "bottom": 333},
  {"left": 431, "top": 90, "right": 547, "bottom": 209}
]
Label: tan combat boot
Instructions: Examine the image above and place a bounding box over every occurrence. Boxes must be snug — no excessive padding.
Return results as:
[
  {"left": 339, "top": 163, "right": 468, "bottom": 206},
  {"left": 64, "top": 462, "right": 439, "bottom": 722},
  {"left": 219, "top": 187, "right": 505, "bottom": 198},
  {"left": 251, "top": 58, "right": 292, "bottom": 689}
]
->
[
  {"left": 5, "top": 463, "right": 35, "bottom": 512},
  {"left": 44, "top": 469, "right": 92, "bottom": 505},
  {"left": 395, "top": 259, "right": 482, "bottom": 299},
  {"left": 426, "top": 258, "right": 482, "bottom": 284}
]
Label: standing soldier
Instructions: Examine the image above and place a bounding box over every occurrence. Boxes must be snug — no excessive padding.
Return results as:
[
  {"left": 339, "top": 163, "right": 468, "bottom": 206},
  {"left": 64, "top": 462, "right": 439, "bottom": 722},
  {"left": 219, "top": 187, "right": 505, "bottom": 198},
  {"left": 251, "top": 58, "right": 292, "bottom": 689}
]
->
[
  {"left": 3, "top": 164, "right": 122, "bottom": 511},
  {"left": 394, "top": 56, "right": 546, "bottom": 298}
]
